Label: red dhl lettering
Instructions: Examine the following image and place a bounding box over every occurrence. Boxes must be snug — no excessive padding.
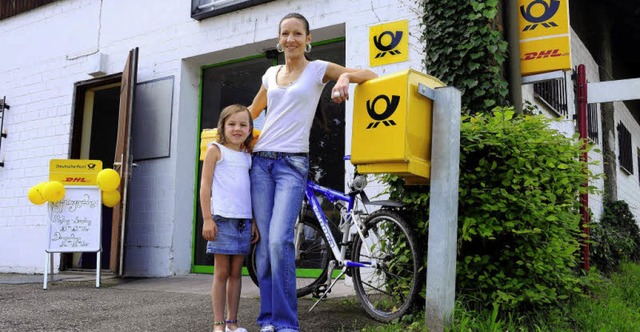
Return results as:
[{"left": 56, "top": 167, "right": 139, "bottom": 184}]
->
[
  {"left": 65, "top": 177, "right": 88, "bottom": 183},
  {"left": 523, "top": 49, "right": 563, "bottom": 61}
]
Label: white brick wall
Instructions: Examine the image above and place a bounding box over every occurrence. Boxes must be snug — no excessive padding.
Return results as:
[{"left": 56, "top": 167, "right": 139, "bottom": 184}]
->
[
  {"left": 0, "top": 0, "right": 425, "bottom": 276},
  {"left": 569, "top": 29, "right": 640, "bottom": 224},
  {"left": 0, "top": 0, "right": 99, "bottom": 272},
  {"left": 570, "top": 29, "right": 606, "bottom": 223},
  {"left": 614, "top": 102, "right": 640, "bottom": 222}
]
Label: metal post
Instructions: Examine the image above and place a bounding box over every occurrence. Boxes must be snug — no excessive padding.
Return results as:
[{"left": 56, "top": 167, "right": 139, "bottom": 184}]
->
[
  {"left": 505, "top": 0, "right": 522, "bottom": 114},
  {"left": 43, "top": 252, "right": 49, "bottom": 289},
  {"left": 96, "top": 250, "right": 101, "bottom": 288},
  {"left": 50, "top": 252, "right": 54, "bottom": 282},
  {"left": 419, "top": 85, "right": 461, "bottom": 332}
]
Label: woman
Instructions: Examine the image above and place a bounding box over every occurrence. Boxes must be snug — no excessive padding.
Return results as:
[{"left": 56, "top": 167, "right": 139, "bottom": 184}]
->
[{"left": 247, "top": 12, "right": 378, "bottom": 332}]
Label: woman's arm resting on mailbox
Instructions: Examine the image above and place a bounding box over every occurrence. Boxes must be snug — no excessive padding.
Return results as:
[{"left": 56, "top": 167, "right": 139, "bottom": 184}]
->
[{"left": 325, "top": 63, "right": 377, "bottom": 102}]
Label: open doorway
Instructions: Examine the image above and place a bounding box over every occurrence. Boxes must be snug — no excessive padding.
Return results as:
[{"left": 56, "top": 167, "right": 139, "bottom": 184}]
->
[
  {"left": 66, "top": 75, "right": 122, "bottom": 271},
  {"left": 64, "top": 48, "right": 138, "bottom": 275}
]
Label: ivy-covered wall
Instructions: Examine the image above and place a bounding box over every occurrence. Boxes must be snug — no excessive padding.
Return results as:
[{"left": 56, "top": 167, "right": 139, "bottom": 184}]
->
[{"left": 422, "top": 0, "right": 509, "bottom": 113}]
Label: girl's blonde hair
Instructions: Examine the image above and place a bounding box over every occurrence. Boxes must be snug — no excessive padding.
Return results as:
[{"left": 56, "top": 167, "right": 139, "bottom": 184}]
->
[{"left": 216, "top": 104, "right": 254, "bottom": 150}]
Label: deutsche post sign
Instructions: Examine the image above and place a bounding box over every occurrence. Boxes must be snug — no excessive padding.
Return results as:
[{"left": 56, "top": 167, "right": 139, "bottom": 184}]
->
[
  {"left": 519, "top": 0, "right": 571, "bottom": 76},
  {"left": 369, "top": 20, "right": 409, "bottom": 67},
  {"left": 49, "top": 159, "right": 103, "bottom": 185}
]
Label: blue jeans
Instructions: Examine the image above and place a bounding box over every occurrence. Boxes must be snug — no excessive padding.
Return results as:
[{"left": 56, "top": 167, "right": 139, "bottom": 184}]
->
[
  {"left": 251, "top": 153, "right": 308, "bottom": 332},
  {"left": 205, "top": 216, "right": 252, "bottom": 255}
]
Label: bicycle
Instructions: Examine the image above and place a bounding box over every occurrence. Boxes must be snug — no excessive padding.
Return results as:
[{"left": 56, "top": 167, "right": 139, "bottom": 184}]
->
[{"left": 246, "top": 163, "right": 422, "bottom": 322}]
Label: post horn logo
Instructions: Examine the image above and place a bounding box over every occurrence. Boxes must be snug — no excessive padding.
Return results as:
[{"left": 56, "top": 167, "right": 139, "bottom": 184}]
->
[
  {"left": 520, "top": 0, "right": 560, "bottom": 31},
  {"left": 366, "top": 95, "right": 400, "bottom": 129},
  {"left": 373, "top": 31, "right": 403, "bottom": 58}
]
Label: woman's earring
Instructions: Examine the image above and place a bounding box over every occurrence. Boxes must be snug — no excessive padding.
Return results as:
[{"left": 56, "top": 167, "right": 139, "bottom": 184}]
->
[
  {"left": 305, "top": 43, "right": 312, "bottom": 53},
  {"left": 276, "top": 43, "right": 283, "bottom": 53}
]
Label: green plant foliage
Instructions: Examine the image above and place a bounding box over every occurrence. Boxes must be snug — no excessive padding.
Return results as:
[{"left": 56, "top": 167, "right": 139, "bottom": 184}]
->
[
  {"left": 562, "top": 263, "right": 640, "bottom": 331},
  {"left": 422, "top": 0, "right": 509, "bottom": 114},
  {"left": 590, "top": 200, "right": 640, "bottom": 274},
  {"left": 360, "top": 263, "right": 640, "bottom": 331},
  {"left": 384, "top": 108, "right": 599, "bottom": 312}
]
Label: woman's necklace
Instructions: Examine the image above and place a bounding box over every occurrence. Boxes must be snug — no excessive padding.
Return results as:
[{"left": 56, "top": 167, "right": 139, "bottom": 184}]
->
[{"left": 277, "top": 62, "right": 307, "bottom": 87}]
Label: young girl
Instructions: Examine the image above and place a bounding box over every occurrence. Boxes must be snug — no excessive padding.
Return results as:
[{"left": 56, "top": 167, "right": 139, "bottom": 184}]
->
[{"left": 200, "top": 104, "right": 260, "bottom": 332}]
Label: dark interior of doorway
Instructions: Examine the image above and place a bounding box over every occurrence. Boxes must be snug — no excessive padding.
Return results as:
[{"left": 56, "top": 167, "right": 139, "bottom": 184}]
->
[
  {"left": 66, "top": 76, "right": 121, "bottom": 271},
  {"left": 193, "top": 40, "right": 346, "bottom": 269}
]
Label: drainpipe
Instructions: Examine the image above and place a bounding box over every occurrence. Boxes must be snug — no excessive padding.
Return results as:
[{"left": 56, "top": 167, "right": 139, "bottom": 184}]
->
[
  {"left": 576, "top": 64, "right": 590, "bottom": 272},
  {"left": 505, "top": 0, "right": 523, "bottom": 114}
]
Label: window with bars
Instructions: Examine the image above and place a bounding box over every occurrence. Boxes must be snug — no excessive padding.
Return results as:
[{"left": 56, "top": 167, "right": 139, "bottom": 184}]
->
[
  {"left": 587, "top": 103, "right": 599, "bottom": 144},
  {"left": 534, "top": 77, "right": 568, "bottom": 117},
  {"left": 617, "top": 122, "right": 633, "bottom": 174}
]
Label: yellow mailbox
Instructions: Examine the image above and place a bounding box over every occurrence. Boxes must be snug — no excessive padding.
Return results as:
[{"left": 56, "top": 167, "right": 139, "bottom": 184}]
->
[
  {"left": 200, "top": 128, "right": 219, "bottom": 161},
  {"left": 351, "top": 69, "right": 445, "bottom": 184}
]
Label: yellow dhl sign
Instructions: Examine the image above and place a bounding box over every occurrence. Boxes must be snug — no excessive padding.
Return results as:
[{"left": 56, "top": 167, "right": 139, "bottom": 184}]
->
[
  {"left": 49, "top": 159, "right": 103, "bottom": 185},
  {"left": 518, "top": 0, "right": 571, "bottom": 75}
]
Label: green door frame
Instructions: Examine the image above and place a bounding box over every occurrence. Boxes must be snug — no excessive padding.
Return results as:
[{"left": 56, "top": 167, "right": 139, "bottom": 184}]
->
[{"left": 191, "top": 38, "right": 346, "bottom": 277}]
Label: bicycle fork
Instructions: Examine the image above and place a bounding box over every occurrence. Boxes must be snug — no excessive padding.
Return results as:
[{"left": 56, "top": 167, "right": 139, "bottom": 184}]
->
[
  {"left": 308, "top": 259, "right": 378, "bottom": 312},
  {"left": 309, "top": 212, "right": 377, "bottom": 312}
]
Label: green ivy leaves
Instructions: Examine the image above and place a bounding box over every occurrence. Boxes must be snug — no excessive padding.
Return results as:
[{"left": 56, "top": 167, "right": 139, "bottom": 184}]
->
[{"left": 422, "top": 0, "right": 509, "bottom": 114}]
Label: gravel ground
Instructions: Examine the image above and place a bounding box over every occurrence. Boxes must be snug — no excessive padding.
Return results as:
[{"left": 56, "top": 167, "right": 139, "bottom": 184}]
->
[{"left": 0, "top": 275, "right": 386, "bottom": 332}]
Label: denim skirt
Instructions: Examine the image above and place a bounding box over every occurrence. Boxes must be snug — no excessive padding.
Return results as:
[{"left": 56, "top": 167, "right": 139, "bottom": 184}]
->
[{"left": 206, "top": 215, "right": 252, "bottom": 255}]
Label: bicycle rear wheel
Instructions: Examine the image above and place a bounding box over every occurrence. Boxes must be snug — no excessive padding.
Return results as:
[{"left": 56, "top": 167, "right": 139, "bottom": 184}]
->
[
  {"left": 351, "top": 209, "right": 421, "bottom": 322},
  {"left": 246, "top": 213, "right": 332, "bottom": 297}
]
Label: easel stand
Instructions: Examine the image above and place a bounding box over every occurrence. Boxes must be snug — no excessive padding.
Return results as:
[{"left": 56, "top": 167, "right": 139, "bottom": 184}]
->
[
  {"left": 43, "top": 250, "right": 101, "bottom": 289},
  {"left": 42, "top": 186, "right": 103, "bottom": 289}
]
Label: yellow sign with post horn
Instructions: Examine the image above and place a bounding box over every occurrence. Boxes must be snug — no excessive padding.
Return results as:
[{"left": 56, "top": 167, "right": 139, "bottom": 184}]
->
[
  {"left": 369, "top": 20, "right": 409, "bottom": 67},
  {"left": 518, "top": 0, "right": 571, "bottom": 75}
]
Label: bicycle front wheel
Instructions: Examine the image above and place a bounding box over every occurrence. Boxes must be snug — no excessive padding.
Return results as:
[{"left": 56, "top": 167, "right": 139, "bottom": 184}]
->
[
  {"left": 246, "top": 213, "right": 332, "bottom": 298},
  {"left": 351, "top": 209, "right": 421, "bottom": 322}
]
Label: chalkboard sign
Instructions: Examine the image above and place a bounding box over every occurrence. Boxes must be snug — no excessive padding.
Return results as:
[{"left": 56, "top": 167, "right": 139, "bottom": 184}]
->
[{"left": 47, "top": 186, "right": 102, "bottom": 253}]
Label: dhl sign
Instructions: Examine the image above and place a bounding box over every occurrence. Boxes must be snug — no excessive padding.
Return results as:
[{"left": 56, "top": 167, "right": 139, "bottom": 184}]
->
[
  {"left": 49, "top": 159, "right": 103, "bottom": 186},
  {"left": 519, "top": 0, "right": 571, "bottom": 76}
]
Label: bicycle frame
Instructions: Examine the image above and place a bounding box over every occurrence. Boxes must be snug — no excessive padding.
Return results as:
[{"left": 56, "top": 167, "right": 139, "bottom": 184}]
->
[
  {"left": 294, "top": 177, "right": 419, "bottom": 317},
  {"left": 244, "top": 158, "right": 419, "bottom": 319},
  {"left": 302, "top": 180, "right": 375, "bottom": 270}
]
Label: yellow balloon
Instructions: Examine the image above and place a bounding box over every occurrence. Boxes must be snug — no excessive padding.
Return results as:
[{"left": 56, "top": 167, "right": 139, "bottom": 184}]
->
[
  {"left": 27, "top": 184, "right": 46, "bottom": 205},
  {"left": 36, "top": 181, "right": 47, "bottom": 192},
  {"left": 102, "top": 190, "right": 121, "bottom": 208},
  {"left": 97, "top": 168, "right": 121, "bottom": 192},
  {"left": 43, "top": 181, "right": 66, "bottom": 203}
]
